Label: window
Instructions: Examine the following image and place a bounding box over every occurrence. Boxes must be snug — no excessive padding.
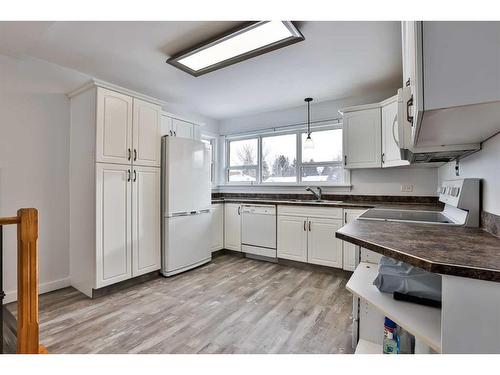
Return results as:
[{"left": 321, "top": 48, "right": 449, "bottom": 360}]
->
[
  {"left": 227, "top": 138, "right": 258, "bottom": 182},
  {"left": 261, "top": 134, "right": 297, "bottom": 183},
  {"left": 300, "top": 129, "right": 344, "bottom": 183},
  {"left": 225, "top": 125, "right": 345, "bottom": 185}
]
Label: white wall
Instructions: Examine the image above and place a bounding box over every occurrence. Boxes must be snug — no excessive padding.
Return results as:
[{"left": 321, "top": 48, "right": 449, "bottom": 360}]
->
[
  {"left": 438, "top": 132, "right": 500, "bottom": 215},
  {"left": 0, "top": 93, "right": 72, "bottom": 303},
  {"left": 217, "top": 90, "right": 439, "bottom": 196}
]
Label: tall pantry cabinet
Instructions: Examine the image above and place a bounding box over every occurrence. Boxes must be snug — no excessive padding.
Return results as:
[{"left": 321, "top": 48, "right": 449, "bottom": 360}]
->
[{"left": 69, "top": 83, "right": 161, "bottom": 297}]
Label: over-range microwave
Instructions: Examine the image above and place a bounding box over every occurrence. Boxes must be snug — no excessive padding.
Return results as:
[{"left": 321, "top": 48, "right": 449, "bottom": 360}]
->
[{"left": 395, "top": 86, "right": 480, "bottom": 164}]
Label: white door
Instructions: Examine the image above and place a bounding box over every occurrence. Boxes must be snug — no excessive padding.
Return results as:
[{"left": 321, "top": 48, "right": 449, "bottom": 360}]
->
[
  {"left": 343, "top": 108, "right": 382, "bottom": 169},
  {"left": 342, "top": 209, "right": 367, "bottom": 271},
  {"left": 95, "top": 163, "right": 132, "bottom": 287},
  {"left": 382, "top": 100, "right": 409, "bottom": 168},
  {"left": 277, "top": 215, "right": 308, "bottom": 262},
  {"left": 172, "top": 118, "right": 194, "bottom": 139},
  {"left": 224, "top": 203, "right": 241, "bottom": 251},
  {"left": 96, "top": 88, "right": 133, "bottom": 165},
  {"left": 307, "top": 217, "right": 343, "bottom": 268},
  {"left": 132, "top": 98, "right": 161, "bottom": 167},
  {"left": 132, "top": 166, "right": 161, "bottom": 277},
  {"left": 210, "top": 203, "right": 224, "bottom": 252}
]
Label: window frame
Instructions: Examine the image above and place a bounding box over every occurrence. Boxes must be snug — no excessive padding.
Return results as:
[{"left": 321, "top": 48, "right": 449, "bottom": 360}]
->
[
  {"left": 225, "top": 123, "right": 350, "bottom": 186},
  {"left": 226, "top": 136, "right": 260, "bottom": 185}
]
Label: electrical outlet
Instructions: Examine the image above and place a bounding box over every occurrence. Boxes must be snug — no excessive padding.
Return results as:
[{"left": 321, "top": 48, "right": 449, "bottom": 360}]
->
[{"left": 401, "top": 184, "right": 414, "bottom": 193}]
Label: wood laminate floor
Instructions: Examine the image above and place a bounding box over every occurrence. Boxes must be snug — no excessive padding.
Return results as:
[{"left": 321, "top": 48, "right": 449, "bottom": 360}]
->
[{"left": 16, "top": 254, "right": 354, "bottom": 354}]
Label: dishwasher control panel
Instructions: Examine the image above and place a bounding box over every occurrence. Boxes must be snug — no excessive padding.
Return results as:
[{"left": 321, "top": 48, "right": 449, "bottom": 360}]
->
[{"left": 241, "top": 204, "right": 276, "bottom": 215}]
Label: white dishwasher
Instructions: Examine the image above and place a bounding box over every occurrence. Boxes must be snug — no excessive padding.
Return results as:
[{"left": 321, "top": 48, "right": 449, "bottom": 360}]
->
[{"left": 241, "top": 204, "right": 277, "bottom": 258}]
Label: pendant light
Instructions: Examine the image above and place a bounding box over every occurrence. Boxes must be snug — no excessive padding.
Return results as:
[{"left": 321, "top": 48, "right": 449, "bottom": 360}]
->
[{"left": 304, "top": 97, "right": 314, "bottom": 149}]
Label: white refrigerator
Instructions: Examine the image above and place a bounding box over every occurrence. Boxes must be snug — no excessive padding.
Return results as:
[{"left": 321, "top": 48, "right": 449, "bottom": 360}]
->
[{"left": 161, "top": 136, "right": 211, "bottom": 277}]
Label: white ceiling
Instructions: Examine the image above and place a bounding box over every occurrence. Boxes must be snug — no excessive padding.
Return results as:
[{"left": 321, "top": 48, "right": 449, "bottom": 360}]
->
[{"left": 0, "top": 21, "right": 402, "bottom": 120}]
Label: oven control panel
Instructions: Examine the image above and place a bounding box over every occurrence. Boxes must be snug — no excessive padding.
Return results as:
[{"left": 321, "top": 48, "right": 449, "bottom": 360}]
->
[{"left": 438, "top": 178, "right": 479, "bottom": 209}]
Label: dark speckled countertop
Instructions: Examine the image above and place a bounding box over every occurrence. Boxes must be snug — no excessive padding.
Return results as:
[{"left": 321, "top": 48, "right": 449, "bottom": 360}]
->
[
  {"left": 336, "top": 220, "right": 500, "bottom": 282},
  {"left": 211, "top": 198, "right": 443, "bottom": 211}
]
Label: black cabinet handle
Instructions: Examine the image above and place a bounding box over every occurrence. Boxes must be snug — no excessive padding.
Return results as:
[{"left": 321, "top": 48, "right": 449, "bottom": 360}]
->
[
  {"left": 133, "top": 170, "right": 137, "bottom": 182},
  {"left": 127, "top": 169, "right": 131, "bottom": 182},
  {"left": 308, "top": 221, "right": 311, "bottom": 232},
  {"left": 303, "top": 220, "right": 306, "bottom": 231},
  {"left": 237, "top": 206, "right": 241, "bottom": 215},
  {"left": 134, "top": 149, "right": 137, "bottom": 161},
  {"left": 344, "top": 211, "right": 347, "bottom": 224},
  {"left": 128, "top": 148, "right": 132, "bottom": 161}
]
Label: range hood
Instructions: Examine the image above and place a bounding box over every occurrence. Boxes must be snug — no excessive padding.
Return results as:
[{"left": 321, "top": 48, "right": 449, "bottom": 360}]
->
[{"left": 396, "top": 87, "right": 481, "bottom": 164}]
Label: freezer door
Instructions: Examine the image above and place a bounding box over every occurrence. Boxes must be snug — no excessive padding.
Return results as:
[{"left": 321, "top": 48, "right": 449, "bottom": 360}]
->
[
  {"left": 162, "top": 212, "right": 211, "bottom": 276},
  {"left": 162, "top": 136, "right": 211, "bottom": 216}
]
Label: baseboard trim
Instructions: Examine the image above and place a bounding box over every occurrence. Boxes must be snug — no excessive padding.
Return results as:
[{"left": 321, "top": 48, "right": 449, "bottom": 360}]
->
[{"left": 3, "top": 277, "right": 71, "bottom": 304}]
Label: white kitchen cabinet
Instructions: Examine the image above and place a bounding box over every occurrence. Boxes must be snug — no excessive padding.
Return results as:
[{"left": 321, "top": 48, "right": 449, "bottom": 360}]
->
[
  {"left": 277, "top": 206, "right": 343, "bottom": 268},
  {"left": 381, "top": 96, "right": 409, "bottom": 168},
  {"left": 342, "top": 209, "right": 368, "bottom": 271},
  {"left": 69, "top": 81, "right": 162, "bottom": 297},
  {"left": 224, "top": 203, "right": 241, "bottom": 251},
  {"left": 132, "top": 98, "right": 161, "bottom": 167},
  {"left": 95, "top": 163, "right": 132, "bottom": 288},
  {"left": 96, "top": 87, "right": 133, "bottom": 165},
  {"left": 400, "top": 22, "right": 500, "bottom": 149},
  {"left": 342, "top": 106, "right": 382, "bottom": 169},
  {"left": 210, "top": 203, "right": 224, "bottom": 252},
  {"left": 307, "top": 217, "right": 343, "bottom": 268},
  {"left": 132, "top": 166, "right": 161, "bottom": 277},
  {"left": 161, "top": 114, "right": 201, "bottom": 141},
  {"left": 277, "top": 215, "right": 308, "bottom": 262}
]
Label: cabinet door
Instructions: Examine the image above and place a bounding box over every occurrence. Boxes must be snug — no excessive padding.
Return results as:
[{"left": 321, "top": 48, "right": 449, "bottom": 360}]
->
[
  {"left": 277, "top": 215, "right": 307, "bottom": 262},
  {"left": 343, "top": 108, "right": 382, "bottom": 169},
  {"left": 210, "top": 204, "right": 224, "bottom": 252},
  {"left": 224, "top": 203, "right": 241, "bottom": 251},
  {"left": 307, "top": 217, "right": 343, "bottom": 268},
  {"left": 132, "top": 166, "right": 161, "bottom": 277},
  {"left": 172, "top": 118, "right": 194, "bottom": 139},
  {"left": 342, "top": 209, "right": 367, "bottom": 271},
  {"left": 160, "top": 115, "right": 173, "bottom": 136},
  {"left": 382, "top": 100, "right": 409, "bottom": 168},
  {"left": 132, "top": 98, "right": 161, "bottom": 167},
  {"left": 96, "top": 88, "right": 133, "bottom": 165},
  {"left": 96, "top": 163, "right": 132, "bottom": 288}
]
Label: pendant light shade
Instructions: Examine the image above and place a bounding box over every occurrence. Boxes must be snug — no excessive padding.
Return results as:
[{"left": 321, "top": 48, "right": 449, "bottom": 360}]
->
[{"left": 304, "top": 97, "right": 314, "bottom": 149}]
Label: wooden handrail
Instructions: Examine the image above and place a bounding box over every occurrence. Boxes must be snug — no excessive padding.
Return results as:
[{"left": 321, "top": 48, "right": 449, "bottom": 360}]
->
[
  {"left": 0, "top": 208, "right": 41, "bottom": 354},
  {"left": 0, "top": 217, "right": 21, "bottom": 225}
]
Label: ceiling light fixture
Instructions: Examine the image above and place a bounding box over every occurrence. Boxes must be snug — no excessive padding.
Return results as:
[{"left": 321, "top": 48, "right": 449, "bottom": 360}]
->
[
  {"left": 167, "top": 21, "right": 304, "bottom": 77},
  {"left": 304, "top": 97, "right": 314, "bottom": 149}
]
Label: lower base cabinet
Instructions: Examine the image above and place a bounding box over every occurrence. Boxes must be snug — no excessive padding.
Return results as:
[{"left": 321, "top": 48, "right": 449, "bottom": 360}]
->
[
  {"left": 277, "top": 215, "right": 308, "bottom": 262},
  {"left": 307, "top": 217, "right": 343, "bottom": 268},
  {"left": 277, "top": 206, "right": 343, "bottom": 269},
  {"left": 224, "top": 203, "right": 241, "bottom": 251},
  {"left": 210, "top": 203, "right": 224, "bottom": 252},
  {"left": 342, "top": 209, "right": 368, "bottom": 271}
]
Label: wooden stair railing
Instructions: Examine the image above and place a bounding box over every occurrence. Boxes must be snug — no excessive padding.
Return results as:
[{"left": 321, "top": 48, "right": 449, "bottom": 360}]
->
[{"left": 1, "top": 208, "right": 44, "bottom": 354}]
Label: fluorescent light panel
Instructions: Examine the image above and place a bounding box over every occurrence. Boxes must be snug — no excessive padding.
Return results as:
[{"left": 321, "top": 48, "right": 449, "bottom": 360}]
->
[{"left": 167, "top": 21, "right": 304, "bottom": 76}]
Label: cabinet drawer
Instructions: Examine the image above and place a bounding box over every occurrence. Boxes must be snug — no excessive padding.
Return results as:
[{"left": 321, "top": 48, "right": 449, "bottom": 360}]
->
[{"left": 277, "top": 205, "right": 342, "bottom": 219}]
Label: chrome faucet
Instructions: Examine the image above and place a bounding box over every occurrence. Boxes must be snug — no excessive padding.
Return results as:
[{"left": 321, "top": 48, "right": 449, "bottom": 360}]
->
[{"left": 305, "top": 186, "right": 322, "bottom": 201}]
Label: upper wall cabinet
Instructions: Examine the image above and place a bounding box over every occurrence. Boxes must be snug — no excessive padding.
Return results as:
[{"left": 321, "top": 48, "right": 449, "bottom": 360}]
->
[
  {"left": 96, "top": 87, "right": 161, "bottom": 167},
  {"left": 96, "top": 88, "right": 133, "bottom": 165},
  {"left": 341, "top": 105, "right": 382, "bottom": 169},
  {"left": 133, "top": 98, "right": 161, "bottom": 167},
  {"left": 381, "top": 96, "right": 409, "bottom": 168},
  {"left": 401, "top": 21, "right": 500, "bottom": 148},
  {"left": 161, "top": 114, "right": 201, "bottom": 141}
]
